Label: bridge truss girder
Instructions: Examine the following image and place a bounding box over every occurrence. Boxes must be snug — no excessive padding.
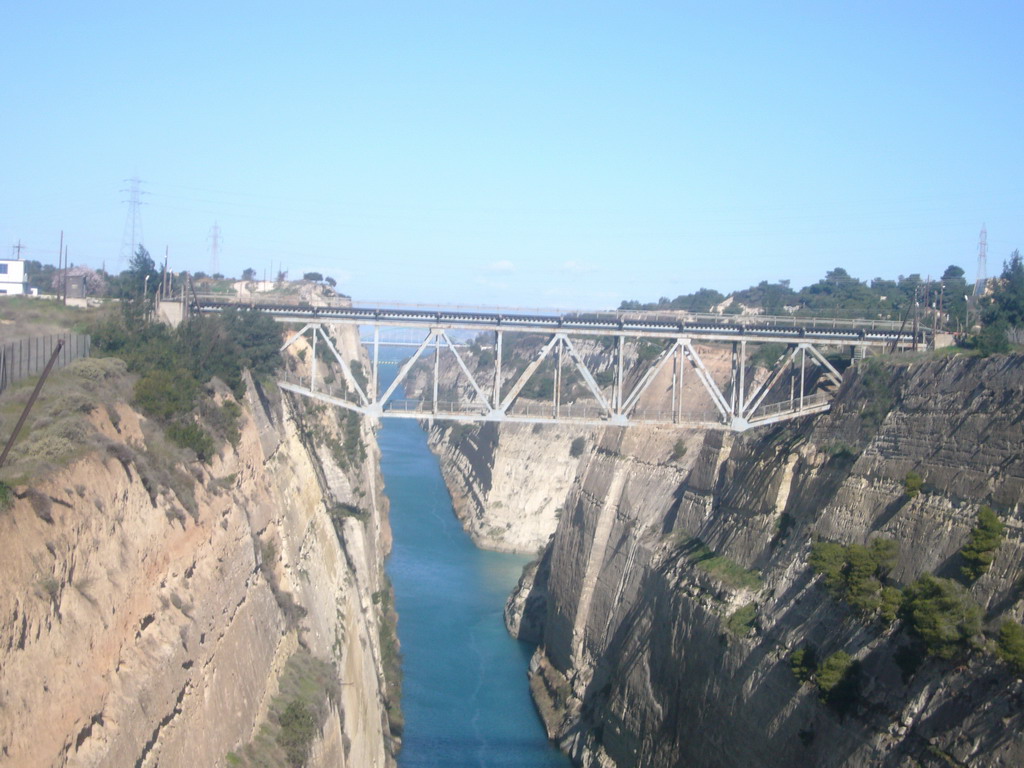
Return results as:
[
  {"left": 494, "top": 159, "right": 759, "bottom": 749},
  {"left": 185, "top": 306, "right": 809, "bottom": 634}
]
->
[{"left": 278, "top": 323, "right": 846, "bottom": 432}]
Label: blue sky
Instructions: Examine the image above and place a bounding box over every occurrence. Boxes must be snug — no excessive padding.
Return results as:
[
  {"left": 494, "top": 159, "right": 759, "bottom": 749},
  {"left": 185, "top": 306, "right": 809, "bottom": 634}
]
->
[{"left": 2, "top": 2, "right": 1022, "bottom": 308}]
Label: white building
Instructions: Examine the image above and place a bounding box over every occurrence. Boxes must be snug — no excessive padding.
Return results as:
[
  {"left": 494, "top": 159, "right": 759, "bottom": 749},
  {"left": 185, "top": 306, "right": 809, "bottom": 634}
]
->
[{"left": 0, "top": 259, "right": 27, "bottom": 295}]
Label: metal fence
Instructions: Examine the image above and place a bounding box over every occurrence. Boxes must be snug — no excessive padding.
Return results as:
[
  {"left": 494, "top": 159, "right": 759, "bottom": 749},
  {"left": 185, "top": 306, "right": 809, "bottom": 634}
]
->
[{"left": 0, "top": 333, "right": 91, "bottom": 394}]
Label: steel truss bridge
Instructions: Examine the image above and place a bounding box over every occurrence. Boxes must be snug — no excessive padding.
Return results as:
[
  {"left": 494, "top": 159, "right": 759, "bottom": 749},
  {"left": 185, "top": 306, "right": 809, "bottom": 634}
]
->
[{"left": 194, "top": 299, "right": 924, "bottom": 432}]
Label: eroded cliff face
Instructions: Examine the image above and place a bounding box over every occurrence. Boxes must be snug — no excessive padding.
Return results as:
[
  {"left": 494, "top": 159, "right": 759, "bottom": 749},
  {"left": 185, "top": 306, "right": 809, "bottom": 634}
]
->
[
  {"left": 0, "top": 326, "right": 396, "bottom": 767},
  {"left": 425, "top": 421, "right": 593, "bottom": 553},
  {"left": 507, "top": 353, "right": 1024, "bottom": 768},
  {"left": 418, "top": 340, "right": 734, "bottom": 554}
]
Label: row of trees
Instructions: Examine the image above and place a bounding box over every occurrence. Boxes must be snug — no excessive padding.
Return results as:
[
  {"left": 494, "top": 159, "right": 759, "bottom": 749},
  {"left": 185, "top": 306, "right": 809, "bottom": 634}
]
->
[
  {"left": 621, "top": 266, "right": 971, "bottom": 324},
  {"left": 620, "top": 253, "right": 1023, "bottom": 349}
]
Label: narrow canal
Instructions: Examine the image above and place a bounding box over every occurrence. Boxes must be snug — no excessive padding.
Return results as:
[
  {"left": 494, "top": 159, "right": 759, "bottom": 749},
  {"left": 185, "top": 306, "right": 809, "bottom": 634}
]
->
[{"left": 378, "top": 382, "right": 571, "bottom": 767}]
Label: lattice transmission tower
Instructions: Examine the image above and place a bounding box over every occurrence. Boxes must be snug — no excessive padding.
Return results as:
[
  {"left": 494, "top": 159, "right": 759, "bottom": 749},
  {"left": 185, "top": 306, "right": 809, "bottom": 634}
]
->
[
  {"left": 119, "top": 177, "right": 146, "bottom": 265},
  {"left": 974, "top": 224, "right": 988, "bottom": 298}
]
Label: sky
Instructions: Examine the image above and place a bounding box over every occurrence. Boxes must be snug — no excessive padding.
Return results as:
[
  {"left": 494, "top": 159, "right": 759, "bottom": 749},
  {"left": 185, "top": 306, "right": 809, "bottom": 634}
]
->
[{"left": 2, "top": 1, "right": 1022, "bottom": 309}]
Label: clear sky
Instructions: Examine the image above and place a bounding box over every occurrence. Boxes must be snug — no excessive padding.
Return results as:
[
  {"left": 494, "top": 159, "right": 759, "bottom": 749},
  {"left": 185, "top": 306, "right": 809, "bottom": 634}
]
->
[{"left": 2, "top": 1, "right": 1022, "bottom": 309}]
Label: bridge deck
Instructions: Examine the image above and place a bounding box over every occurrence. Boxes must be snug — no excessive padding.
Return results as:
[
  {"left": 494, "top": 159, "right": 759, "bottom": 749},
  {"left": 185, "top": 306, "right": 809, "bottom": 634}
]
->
[{"left": 195, "top": 299, "right": 922, "bottom": 348}]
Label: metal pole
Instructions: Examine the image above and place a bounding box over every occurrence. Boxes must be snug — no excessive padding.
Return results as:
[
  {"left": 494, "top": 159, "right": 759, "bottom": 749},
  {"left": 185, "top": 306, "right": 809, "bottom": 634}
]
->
[
  {"left": 57, "top": 231, "right": 64, "bottom": 304},
  {"left": 738, "top": 340, "right": 746, "bottom": 416},
  {"left": 0, "top": 340, "right": 65, "bottom": 469},
  {"left": 494, "top": 330, "right": 503, "bottom": 406},
  {"left": 372, "top": 324, "right": 380, "bottom": 401},
  {"left": 433, "top": 332, "right": 440, "bottom": 414},
  {"left": 615, "top": 335, "right": 624, "bottom": 414},
  {"left": 799, "top": 346, "right": 805, "bottom": 411},
  {"left": 677, "top": 344, "right": 684, "bottom": 422},
  {"left": 311, "top": 326, "right": 318, "bottom": 392},
  {"left": 730, "top": 342, "right": 738, "bottom": 418},
  {"left": 670, "top": 344, "right": 678, "bottom": 423},
  {"left": 554, "top": 338, "right": 562, "bottom": 417}
]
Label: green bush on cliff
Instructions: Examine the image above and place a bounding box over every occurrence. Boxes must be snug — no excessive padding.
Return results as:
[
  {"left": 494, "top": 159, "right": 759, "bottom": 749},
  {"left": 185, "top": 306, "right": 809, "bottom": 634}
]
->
[
  {"left": 902, "top": 574, "right": 982, "bottom": 660},
  {"left": 165, "top": 422, "right": 215, "bottom": 463},
  {"left": 790, "top": 646, "right": 817, "bottom": 683},
  {"left": 227, "top": 650, "right": 339, "bottom": 768},
  {"left": 997, "top": 620, "right": 1024, "bottom": 673},
  {"left": 960, "top": 505, "right": 1004, "bottom": 583},
  {"left": 815, "top": 651, "right": 861, "bottom": 714},
  {"left": 277, "top": 700, "right": 316, "bottom": 767},
  {"left": 815, "top": 650, "right": 853, "bottom": 693},
  {"left": 91, "top": 306, "right": 281, "bottom": 459},
  {"left": 726, "top": 603, "right": 757, "bottom": 637},
  {"left": 809, "top": 538, "right": 901, "bottom": 623},
  {"left": 857, "top": 358, "right": 893, "bottom": 428},
  {"left": 903, "top": 471, "right": 924, "bottom": 498}
]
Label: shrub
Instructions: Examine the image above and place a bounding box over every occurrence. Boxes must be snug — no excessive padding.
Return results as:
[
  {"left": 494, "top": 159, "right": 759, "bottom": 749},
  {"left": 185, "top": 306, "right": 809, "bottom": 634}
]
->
[
  {"left": 790, "top": 646, "right": 817, "bottom": 683},
  {"left": 815, "top": 651, "right": 860, "bottom": 714},
  {"left": 277, "top": 700, "right": 316, "bottom": 767},
  {"left": 858, "top": 358, "right": 893, "bottom": 428},
  {"left": 726, "top": 603, "right": 757, "bottom": 637},
  {"left": 960, "top": 505, "right": 1004, "bottom": 583},
  {"left": 815, "top": 650, "right": 853, "bottom": 694},
  {"left": 809, "top": 538, "right": 901, "bottom": 622},
  {"left": 997, "top": 620, "right": 1024, "bottom": 674},
  {"left": 0, "top": 482, "right": 14, "bottom": 511},
  {"left": 903, "top": 574, "right": 982, "bottom": 659},
  {"left": 165, "top": 422, "right": 215, "bottom": 463},
  {"left": 904, "top": 471, "right": 924, "bottom": 498},
  {"left": 133, "top": 367, "right": 199, "bottom": 422},
  {"left": 809, "top": 541, "right": 848, "bottom": 595},
  {"left": 570, "top": 437, "right": 586, "bottom": 458},
  {"left": 671, "top": 439, "right": 687, "bottom": 461}
]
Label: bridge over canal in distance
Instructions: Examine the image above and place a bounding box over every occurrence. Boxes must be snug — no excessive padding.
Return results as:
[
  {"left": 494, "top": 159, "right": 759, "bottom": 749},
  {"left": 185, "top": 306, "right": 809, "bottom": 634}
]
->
[{"left": 192, "top": 294, "right": 927, "bottom": 432}]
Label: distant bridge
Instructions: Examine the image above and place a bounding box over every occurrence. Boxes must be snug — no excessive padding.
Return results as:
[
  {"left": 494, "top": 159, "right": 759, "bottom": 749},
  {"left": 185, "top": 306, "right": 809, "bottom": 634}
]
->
[{"left": 194, "top": 296, "right": 923, "bottom": 431}]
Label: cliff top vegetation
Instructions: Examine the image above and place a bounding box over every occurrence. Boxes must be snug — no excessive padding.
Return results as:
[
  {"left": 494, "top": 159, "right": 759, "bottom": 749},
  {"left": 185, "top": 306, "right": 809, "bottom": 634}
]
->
[{"left": 620, "top": 253, "right": 1024, "bottom": 353}]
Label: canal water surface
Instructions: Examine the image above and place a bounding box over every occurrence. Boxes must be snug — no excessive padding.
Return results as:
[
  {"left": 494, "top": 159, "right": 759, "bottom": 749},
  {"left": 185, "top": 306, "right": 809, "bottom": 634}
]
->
[{"left": 378, "top": 395, "right": 571, "bottom": 768}]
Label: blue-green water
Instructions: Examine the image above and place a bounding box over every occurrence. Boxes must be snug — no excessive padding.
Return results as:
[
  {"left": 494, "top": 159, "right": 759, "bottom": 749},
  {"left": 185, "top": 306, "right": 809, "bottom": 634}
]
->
[{"left": 379, "top": 410, "right": 571, "bottom": 768}]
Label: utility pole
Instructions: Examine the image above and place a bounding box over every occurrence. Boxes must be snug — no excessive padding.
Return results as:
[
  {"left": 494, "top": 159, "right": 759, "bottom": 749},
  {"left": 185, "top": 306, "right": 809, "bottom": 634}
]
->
[
  {"left": 912, "top": 285, "right": 920, "bottom": 351},
  {"left": 62, "top": 243, "right": 69, "bottom": 305},
  {"left": 162, "top": 246, "right": 169, "bottom": 300},
  {"left": 57, "top": 231, "right": 64, "bottom": 303},
  {"left": 11, "top": 241, "right": 24, "bottom": 259}
]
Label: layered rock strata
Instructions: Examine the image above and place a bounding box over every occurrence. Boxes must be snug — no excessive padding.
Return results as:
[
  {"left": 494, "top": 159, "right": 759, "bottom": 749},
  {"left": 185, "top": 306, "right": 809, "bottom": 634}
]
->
[
  {"left": 511, "top": 353, "right": 1024, "bottom": 767},
  {"left": 0, "top": 326, "right": 396, "bottom": 767}
]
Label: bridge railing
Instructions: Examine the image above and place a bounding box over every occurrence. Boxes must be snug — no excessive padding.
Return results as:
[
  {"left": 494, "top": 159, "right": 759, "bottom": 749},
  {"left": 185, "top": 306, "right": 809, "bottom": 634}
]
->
[
  {"left": 749, "top": 392, "right": 831, "bottom": 422},
  {"left": 198, "top": 293, "right": 913, "bottom": 334}
]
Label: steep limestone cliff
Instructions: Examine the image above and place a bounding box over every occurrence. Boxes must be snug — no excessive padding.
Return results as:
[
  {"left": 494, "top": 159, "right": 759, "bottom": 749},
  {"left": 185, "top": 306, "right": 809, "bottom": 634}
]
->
[
  {"left": 425, "top": 421, "right": 593, "bottom": 553},
  {"left": 515, "top": 353, "right": 1024, "bottom": 767},
  {"left": 0, "top": 326, "right": 396, "bottom": 767},
  {"left": 415, "top": 338, "right": 734, "bottom": 554}
]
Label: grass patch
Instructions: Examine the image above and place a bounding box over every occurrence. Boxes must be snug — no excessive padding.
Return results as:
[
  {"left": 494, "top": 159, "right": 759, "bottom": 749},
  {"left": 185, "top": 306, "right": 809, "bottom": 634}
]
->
[
  {"left": 228, "top": 649, "right": 340, "bottom": 768},
  {"left": 680, "top": 537, "right": 762, "bottom": 591},
  {"left": 726, "top": 603, "right": 757, "bottom": 636},
  {"left": 0, "top": 357, "right": 133, "bottom": 483}
]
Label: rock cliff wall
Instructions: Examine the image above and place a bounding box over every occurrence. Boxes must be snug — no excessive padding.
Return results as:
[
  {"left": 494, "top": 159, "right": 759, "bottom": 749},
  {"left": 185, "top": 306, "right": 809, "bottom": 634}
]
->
[
  {"left": 0, "top": 326, "right": 396, "bottom": 767},
  {"left": 513, "top": 353, "right": 1024, "bottom": 767},
  {"left": 415, "top": 338, "right": 733, "bottom": 554}
]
